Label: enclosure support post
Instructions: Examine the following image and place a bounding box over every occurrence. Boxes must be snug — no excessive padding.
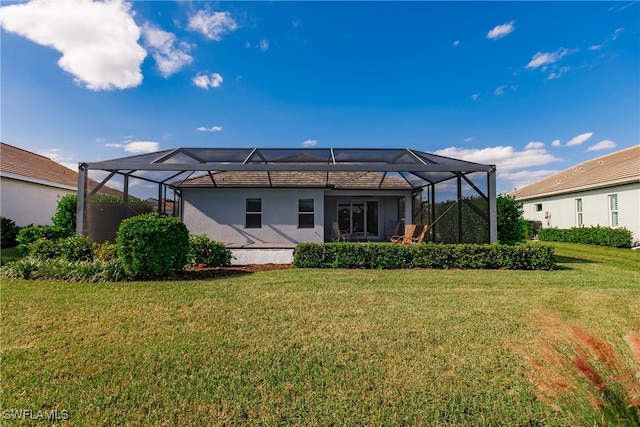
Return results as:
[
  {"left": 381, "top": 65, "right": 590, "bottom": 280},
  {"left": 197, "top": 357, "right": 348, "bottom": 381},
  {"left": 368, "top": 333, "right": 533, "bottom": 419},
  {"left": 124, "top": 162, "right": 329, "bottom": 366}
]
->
[
  {"left": 457, "top": 173, "right": 463, "bottom": 243},
  {"left": 76, "top": 164, "right": 88, "bottom": 236},
  {"left": 488, "top": 166, "right": 497, "bottom": 243}
]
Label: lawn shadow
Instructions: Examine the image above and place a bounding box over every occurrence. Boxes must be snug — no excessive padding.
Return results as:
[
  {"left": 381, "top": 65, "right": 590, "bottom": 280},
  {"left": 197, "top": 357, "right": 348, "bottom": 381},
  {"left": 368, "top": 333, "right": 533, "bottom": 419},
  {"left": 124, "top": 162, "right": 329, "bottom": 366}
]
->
[{"left": 554, "top": 255, "right": 594, "bottom": 270}]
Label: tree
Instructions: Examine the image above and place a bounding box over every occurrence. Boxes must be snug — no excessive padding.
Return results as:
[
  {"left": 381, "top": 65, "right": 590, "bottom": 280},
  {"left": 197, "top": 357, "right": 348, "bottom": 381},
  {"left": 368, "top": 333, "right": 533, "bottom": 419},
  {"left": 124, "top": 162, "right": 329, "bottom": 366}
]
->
[
  {"left": 51, "top": 194, "right": 77, "bottom": 236},
  {"left": 497, "top": 194, "right": 527, "bottom": 245}
]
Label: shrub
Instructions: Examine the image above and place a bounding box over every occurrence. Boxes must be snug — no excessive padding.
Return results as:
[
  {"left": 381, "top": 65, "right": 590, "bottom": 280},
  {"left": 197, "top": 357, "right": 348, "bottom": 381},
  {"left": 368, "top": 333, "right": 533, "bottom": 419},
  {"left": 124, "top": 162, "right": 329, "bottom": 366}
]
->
[
  {"left": 16, "top": 225, "right": 69, "bottom": 254},
  {"left": 57, "top": 235, "right": 96, "bottom": 262},
  {"left": 116, "top": 213, "right": 190, "bottom": 278},
  {"left": 497, "top": 195, "right": 527, "bottom": 245},
  {"left": 293, "top": 242, "right": 556, "bottom": 270},
  {"left": 1, "top": 217, "right": 21, "bottom": 248},
  {"left": 538, "top": 226, "right": 633, "bottom": 248},
  {"left": 94, "top": 241, "right": 118, "bottom": 262},
  {"left": 51, "top": 194, "right": 77, "bottom": 235},
  {"left": 1, "top": 257, "right": 129, "bottom": 282},
  {"left": 188, "top": 234, "right": 232, "bottom": 268},
  {"left": 28, "top": 238, "right": 61, "bottom": 260}
]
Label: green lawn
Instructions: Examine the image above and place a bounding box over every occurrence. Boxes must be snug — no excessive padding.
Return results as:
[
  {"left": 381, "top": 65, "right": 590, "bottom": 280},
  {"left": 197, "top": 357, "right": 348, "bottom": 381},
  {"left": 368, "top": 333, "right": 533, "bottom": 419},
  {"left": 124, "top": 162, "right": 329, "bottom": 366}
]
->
[{"left": 1, "top": 243, "right": 638, "bottom": 425}]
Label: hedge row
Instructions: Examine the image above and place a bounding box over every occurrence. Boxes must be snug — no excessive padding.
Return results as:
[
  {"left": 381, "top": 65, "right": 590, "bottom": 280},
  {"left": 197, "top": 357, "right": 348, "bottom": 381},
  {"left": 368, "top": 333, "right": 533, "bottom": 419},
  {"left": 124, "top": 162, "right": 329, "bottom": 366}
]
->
[
  {"left": 538, "top": 226, "right": 633, "bottom": 248},
  {"left": 293, "top": 242, "right": 556, "bottom": 270}
]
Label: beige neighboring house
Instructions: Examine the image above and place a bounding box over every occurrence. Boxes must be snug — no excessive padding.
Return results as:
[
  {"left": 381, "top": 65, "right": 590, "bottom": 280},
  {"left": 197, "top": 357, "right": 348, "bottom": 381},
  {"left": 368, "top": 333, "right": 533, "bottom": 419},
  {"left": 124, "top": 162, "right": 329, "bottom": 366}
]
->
[
  {"left": 513, "top": 145, "right": 640, "bottom": 245},
  {"left": 0, "top": 142, "right": 119, "bottom": 227}
]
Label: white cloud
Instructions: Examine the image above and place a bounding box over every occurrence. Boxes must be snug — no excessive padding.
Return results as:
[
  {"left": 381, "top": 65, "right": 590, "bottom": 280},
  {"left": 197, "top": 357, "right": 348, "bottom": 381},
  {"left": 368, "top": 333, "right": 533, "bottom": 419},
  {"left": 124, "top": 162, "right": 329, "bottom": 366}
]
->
[
  {"left": 587, "top": 139, "right": 617, "bottom": 152},
  {"left": 525, "top": 141, "right": 545, "bottom": 150},
  {"left": 192, "top": 73, "right": 223, "bottom": 89},
  {"left": 500, "top": 169, "right": 560, "bottom": 190},
  {"left": 526, "top": 48, "right": 574, "bottom": 69},
  {"left": 37, "top": 148, "right": 76, "bottom": 171},
  {"left": 435, "top": 145, "right": 561, "bottom": 171},
  {"left": 259, "top": 39, "right": 269, "bottom": 52},
  {"left": 494, "top": 85, "right": 506, "bottom": 96},
  {"left": 589, "top": 27, "right": 624, "bottom": 50},
  {"left": 464, "top": 137, "right": 474, "bottom": 143},
  {"left": 106, "top": 141, "right": 159, "bottom": 154},
  {"left": 453, "top": 40, "right": 460, "bottom": 47},
  {"left": 302, "top": 139, "right": 318, "bottom": 147},
  {"left": 187, "top": 10, "right": 237, "bottom": 41},
  {"left": 566, "top": 132, "right": 593, "bottom": 147},
  {"left": 551, "top": 139, "right": 562, "bottom": 147},
  {"left": 197, "top": 126, "right": 223, "bottom": 132},
  {"left": 471, "top": 93, "right": 480, "bottom": 101},
  {"left": 0, "top": 0, "right": 146, "bottom": 91},
  {"left": 547, "top": 66, "right": 571, "bottom": 80},
  {"left": 142, "top": 24, "right": 192, "bottom": 78},
  {"left": 487, "top": 21, "right": 515, "bottom": 40}
]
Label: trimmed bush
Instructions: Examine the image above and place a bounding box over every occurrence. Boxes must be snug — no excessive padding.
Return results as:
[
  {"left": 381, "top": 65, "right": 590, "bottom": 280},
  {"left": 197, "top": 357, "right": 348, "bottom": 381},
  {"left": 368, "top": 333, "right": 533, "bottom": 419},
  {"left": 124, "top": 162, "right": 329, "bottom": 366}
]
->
[
  {"left": 1, "top": 217, "right": 21, "bottom": 248},
  {"left": 16, "top": 225, "right": 70, "bottom": 254},
  {"left": 538, "top": 226, "right": 632, "bottom": 248},
  {"left": 293, "top": 242, "right": 556, "bottom": 270},
  {"left": 188, "top": 234, "right": 232, "bottom": 268},
  {"left": 116, "top": 213, "right": 190, "bottom": 278}
]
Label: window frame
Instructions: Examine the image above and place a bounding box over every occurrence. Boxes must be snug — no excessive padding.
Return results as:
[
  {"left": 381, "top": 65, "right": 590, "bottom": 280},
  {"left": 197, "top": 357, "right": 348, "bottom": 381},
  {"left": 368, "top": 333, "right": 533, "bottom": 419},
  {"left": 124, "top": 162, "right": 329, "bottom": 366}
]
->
[
  {"left": 534, "top": 203, "right": 543, "bottom": 212},
  {"left": 608, "top": 194, "right": 619, "bottom": 228},
  {"left": 245, "top": 198, "right": 262, "bottom": 229},
  {"left": 298, "top": 198, "right": 315, "bottom": 229},
  {"left": 575, "top": 198, "right": 583, "bottom": 227}
]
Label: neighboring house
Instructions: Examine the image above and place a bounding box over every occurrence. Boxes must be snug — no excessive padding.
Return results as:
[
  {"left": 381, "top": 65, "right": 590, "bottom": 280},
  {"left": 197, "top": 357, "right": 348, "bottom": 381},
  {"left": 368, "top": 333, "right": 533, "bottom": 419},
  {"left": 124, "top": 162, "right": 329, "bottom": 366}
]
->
[
  {"left": 0, "top": 142, "right": 120, "bottom": 227},
  {"left": 513, "top": 145, "right": 640, "bottom": 245},
  {"left": 0, "top": 142, "right": 79, "bottom": 227}
]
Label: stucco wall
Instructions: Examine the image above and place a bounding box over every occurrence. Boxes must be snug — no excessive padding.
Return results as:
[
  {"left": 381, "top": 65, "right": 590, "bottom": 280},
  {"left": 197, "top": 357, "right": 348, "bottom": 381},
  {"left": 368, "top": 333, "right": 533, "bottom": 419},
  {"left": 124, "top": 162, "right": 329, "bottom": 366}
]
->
[
  {"left": 0, "top": 176, "right": 75, "bottom": 227},
  {"left": 521, "top": 182, "right": 640, "bottom": 243},
  {"left": 182, "top": 188, "right": 326, "bottom": 244}
]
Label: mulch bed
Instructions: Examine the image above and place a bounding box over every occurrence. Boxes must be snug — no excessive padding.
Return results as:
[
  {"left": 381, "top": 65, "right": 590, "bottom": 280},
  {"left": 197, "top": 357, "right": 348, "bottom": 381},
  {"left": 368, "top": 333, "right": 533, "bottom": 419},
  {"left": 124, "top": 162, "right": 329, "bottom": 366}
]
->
[{"left": 169, "top": 264, "right": 294, "bottom": 280}]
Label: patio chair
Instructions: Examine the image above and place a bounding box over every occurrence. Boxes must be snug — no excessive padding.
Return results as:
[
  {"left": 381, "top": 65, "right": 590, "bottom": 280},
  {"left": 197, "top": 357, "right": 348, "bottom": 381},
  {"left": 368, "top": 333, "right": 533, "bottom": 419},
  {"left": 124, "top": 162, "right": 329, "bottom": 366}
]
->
[
  {"left": 407, "top": 224, "right": 428, "bottom": 244},
  {"left": 384, "top": 221, "right": 401, "bottom": 240},
  {"left": 330, "top": 222, "right": 350, "bottom": 241},
  {"left": 390, "top": 224, "right": 416, "bottom": 245}
]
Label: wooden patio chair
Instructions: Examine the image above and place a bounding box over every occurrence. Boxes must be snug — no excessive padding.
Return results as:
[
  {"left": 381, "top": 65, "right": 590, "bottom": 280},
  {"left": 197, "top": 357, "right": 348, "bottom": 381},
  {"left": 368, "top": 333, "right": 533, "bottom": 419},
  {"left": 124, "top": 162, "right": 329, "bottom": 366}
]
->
[
  {"left": 330, "top": 222, "right": 350, "bottom": 241},
  {"left": 407, "top": 224, "right": 428, "bottom": 244},
  {"left": 390, "top": 224, "right": 416, "bottom": 245}
]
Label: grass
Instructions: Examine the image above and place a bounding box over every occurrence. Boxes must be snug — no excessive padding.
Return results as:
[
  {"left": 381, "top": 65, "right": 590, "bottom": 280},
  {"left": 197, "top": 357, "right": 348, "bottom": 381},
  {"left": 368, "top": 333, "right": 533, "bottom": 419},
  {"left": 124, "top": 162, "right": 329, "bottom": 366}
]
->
[
  {"left": 1, "top": 242, "right": 638, "bottom": 425},
  {"left": 0, "top": 247, "right": 21, "bottom": 267}
]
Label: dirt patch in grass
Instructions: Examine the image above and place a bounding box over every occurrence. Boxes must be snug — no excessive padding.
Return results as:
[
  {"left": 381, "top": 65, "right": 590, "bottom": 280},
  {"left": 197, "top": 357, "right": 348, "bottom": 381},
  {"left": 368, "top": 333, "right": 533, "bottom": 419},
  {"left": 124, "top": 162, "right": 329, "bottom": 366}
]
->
[{"left": 169, "top": 263, "right": 294, "bottom": 280}]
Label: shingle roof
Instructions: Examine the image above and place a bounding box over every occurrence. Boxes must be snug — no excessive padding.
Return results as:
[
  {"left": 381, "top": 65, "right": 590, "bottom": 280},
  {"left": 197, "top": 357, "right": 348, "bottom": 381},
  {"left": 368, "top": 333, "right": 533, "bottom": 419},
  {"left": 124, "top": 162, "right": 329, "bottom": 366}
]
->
[
  {"left": 179, "top": 170, "right": 413, "bottom": 189},
  {"left": 1, "top": 142, "right": 121, "bottom": 195},
  {"left": 1, "top": 142, "right": 78, "bottom": 188},
  {"left": 514, "top": 145, "right": 640, "bottom": 200}
]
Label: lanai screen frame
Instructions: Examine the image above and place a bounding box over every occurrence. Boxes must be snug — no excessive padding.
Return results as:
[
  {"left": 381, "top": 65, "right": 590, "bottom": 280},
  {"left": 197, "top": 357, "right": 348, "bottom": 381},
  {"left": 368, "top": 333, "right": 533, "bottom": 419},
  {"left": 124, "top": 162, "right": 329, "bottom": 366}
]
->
[{"left": 77, "top": 147, "right": 497, "bottom": 243}]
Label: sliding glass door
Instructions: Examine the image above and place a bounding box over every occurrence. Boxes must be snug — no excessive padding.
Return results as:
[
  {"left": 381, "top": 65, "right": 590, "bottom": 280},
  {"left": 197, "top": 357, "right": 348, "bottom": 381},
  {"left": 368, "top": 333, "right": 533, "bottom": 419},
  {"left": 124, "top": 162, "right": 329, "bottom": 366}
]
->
[{"left": 337, "top": 200, "right": 379, "bottom": 239}]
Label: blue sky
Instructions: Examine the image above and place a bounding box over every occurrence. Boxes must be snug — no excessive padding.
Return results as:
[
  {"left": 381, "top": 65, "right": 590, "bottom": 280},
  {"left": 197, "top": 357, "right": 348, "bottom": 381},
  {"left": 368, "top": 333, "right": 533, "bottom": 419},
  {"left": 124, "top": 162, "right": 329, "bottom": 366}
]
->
[{"left": 1, "top": 0, "right": 638, "bottom": 194}]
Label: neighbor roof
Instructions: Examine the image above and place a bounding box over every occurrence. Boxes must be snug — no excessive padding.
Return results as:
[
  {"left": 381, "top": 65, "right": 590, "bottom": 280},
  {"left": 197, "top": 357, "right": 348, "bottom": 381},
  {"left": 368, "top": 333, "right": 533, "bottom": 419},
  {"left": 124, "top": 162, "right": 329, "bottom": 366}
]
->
[
  {"left": 1, "top": 142, "right": 121, "bottom": 195},
  {"left": 1, "top": 142, "right": 78, "bottom": 189},
  {"left": 514, "top": 145, "right": 640, "bottom": 200},
  {"left": 82, "top": 147, "right": 494, "bottom": 190}
]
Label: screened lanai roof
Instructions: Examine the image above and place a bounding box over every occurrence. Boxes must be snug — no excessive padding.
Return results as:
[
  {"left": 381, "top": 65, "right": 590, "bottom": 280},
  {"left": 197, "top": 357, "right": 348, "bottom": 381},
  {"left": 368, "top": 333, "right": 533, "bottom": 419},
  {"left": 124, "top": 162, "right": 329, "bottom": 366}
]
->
[{"left": 81, "top": 147, "right": 495, "bottom": 190}]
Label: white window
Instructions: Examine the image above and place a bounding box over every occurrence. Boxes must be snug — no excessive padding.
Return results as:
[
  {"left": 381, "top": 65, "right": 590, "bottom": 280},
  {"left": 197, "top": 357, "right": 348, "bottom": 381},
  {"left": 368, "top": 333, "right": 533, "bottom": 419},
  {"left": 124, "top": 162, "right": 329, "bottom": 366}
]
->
[
  {"left": 298, "top": 199, "right": 314, "bottom": 229},
  {"left": 609, "top": 194, "right": 618, "bottom": 227},
  {"left": 246, "top": 198, "right": 262, "bottom": 229},
  {"left": 575, "top": 198, "right": 583, "bottom": 226}
]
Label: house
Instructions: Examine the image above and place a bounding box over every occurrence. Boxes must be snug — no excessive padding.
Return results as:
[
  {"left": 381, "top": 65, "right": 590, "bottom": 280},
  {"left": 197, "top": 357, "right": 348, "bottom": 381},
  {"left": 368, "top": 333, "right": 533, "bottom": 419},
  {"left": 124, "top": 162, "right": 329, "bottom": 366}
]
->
[
  {"left": 0, "top": 142, "right": 121, "bottom": 227},
  {"left": 513, "top": 145, "right": 640, "bottom": 245},
  {"left": 77, "top": 147, "right": 497, "bottom": 263},
  {"left": 0, "top": 142, "right": 81, "bottom": 227}
]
